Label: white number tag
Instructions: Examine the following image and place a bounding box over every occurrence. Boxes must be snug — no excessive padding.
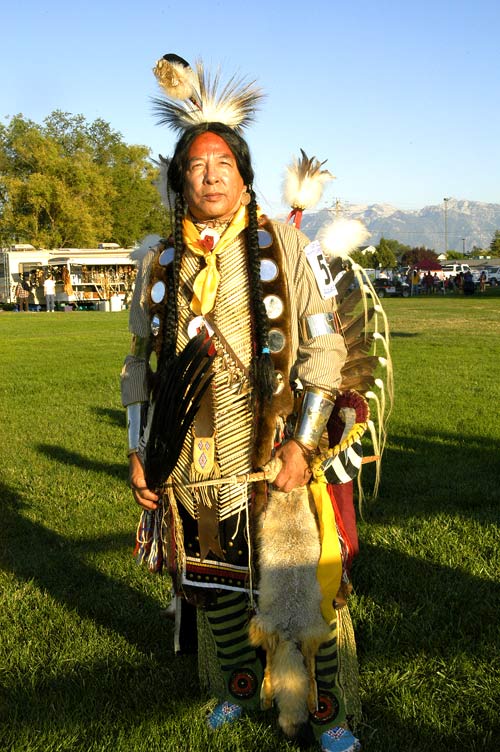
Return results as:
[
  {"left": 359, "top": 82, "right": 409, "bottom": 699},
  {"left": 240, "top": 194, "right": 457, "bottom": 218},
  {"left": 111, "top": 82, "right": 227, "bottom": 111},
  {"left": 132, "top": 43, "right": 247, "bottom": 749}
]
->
[{"left": 304, "top": 241, "right": 337, "bottom": 299}]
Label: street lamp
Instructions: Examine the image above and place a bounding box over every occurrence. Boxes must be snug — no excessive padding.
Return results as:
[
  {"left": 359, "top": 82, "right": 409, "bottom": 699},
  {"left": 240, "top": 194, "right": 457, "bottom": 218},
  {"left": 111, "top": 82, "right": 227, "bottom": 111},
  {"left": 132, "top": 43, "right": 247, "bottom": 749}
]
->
[{"left": 443, "top": 197, "right": 450, "bottom": 256}]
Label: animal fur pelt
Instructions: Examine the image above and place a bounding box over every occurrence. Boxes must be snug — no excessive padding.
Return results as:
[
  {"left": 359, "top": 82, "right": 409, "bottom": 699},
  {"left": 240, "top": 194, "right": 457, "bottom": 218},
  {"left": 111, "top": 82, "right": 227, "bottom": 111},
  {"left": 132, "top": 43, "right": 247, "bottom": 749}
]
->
[{"left": 249, "top": 476, "right": 330, "bottom": 739}]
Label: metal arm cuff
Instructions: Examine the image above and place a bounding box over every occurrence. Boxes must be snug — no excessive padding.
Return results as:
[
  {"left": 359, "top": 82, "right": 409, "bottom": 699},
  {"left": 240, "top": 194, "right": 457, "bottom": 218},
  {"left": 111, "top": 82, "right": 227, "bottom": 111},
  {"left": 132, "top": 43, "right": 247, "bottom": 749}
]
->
[
  {"left": 294, "top": 388, "right": 336, "bottom": 450},
  {"left": 299, "top": 311, "right": 339, "bottom": 340},
  {"left": 127, "top": 402, "right": 143, "bottom": 452}
]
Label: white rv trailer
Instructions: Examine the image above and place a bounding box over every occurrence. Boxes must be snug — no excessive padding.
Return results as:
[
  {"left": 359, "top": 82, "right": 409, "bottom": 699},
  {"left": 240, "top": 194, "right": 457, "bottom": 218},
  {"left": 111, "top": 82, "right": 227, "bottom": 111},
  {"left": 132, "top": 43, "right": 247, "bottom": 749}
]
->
[{"left": 0, "top": 244, "right": 137, "bottom": 310}]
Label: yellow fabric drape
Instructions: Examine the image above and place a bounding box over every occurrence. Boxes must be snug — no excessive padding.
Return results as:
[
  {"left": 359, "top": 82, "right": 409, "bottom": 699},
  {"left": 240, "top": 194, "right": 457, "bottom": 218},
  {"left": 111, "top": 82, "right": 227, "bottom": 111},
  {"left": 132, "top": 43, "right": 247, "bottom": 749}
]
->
[
  {"left": 309, "top": 463, "right": 343, "bottom": 624},
  {"left": 183, "top": 205, "right": 249, "bottom": 315}
]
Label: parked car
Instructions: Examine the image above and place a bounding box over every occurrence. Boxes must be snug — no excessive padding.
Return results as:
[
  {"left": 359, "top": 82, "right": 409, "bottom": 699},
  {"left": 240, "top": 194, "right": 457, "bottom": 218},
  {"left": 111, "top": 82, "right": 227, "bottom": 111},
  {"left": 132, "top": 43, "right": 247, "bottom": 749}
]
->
[
  {"left": 485, "top": 266, "right": 500, "bottom": 286},
  {"left": 441, "top": 262, "right": 471, "bottom": 278},
  {"left": 373, "top": 278, "right": 410, "bottom": 298}
]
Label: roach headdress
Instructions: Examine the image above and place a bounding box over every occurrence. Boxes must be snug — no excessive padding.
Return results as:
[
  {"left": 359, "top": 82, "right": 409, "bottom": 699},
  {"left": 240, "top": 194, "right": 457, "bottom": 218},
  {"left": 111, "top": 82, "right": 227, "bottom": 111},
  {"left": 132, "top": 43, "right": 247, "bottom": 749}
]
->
[{"left": 152, "top": 53, "right": 265, "bottom": 134}]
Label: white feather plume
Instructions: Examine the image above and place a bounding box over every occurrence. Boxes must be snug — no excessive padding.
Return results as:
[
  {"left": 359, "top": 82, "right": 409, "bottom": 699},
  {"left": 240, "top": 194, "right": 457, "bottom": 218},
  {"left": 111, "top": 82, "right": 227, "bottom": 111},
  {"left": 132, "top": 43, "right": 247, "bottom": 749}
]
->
[
  {"left": 318, "top": 217, "right": 370, "bottom": 260},
  {"left": 152, "top": 154, "right": 176, "bottom": 210},
  {"left": 282, "top": 149, "right": 334, "bottom": 210}
]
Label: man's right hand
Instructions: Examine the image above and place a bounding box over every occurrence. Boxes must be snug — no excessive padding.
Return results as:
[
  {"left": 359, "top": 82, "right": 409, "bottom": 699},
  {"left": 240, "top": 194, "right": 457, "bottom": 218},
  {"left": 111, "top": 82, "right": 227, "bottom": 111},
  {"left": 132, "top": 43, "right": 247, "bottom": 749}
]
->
[{"left": 129, "top": 452, "right": 159, "bottom": 510}]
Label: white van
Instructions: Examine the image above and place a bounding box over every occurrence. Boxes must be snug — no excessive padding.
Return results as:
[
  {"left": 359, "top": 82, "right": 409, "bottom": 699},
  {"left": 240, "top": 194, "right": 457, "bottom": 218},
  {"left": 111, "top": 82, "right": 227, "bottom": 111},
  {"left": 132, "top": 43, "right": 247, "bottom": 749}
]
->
[{"left": 441, "top": 263, "right": 471, "bottom": 278}]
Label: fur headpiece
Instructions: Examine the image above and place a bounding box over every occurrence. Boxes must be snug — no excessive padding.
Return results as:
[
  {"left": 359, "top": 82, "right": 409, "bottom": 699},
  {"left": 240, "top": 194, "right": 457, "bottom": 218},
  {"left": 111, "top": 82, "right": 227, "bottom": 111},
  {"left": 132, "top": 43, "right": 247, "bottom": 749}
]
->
[{"left": 152, "top": 53, "right": 264, "bottom": 133}]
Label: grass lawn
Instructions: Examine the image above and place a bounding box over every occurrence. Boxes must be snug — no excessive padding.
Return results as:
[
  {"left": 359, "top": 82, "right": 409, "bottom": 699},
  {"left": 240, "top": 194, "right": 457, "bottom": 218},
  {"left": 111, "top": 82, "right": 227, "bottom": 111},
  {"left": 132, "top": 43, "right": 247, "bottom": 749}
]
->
[{"left": 0, "top": 295, "right": 499, "bottom": 752}]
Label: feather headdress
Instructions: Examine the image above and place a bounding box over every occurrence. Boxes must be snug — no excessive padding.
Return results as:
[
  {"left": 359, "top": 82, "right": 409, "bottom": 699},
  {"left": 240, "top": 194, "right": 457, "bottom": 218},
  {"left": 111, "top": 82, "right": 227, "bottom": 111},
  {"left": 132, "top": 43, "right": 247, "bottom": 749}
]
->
[
  {"left": 283, "top": 149, "right": 334, "bottom": 228},
  {"left": 152, "top": 53, "right": 265, "bottom": 133}
]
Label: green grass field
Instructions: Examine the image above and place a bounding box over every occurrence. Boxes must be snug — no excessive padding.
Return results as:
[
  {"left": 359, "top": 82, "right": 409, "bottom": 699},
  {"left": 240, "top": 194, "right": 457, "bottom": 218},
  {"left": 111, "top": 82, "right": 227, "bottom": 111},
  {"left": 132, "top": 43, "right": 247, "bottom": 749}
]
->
[{"left": 0, "top": 297, "right": 499, "bottom": 752}]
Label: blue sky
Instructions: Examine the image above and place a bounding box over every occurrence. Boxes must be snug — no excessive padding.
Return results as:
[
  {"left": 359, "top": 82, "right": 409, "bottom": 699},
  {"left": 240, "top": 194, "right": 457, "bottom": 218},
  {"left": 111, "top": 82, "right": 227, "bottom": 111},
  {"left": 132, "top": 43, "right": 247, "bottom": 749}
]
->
[{"left": 2, "top": 0, "right": 499, "bottom": 217}]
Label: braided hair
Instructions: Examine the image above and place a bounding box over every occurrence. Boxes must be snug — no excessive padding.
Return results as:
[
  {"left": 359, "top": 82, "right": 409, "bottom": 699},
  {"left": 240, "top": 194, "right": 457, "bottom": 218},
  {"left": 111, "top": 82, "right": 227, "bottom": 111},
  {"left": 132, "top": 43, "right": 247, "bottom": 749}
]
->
[{"left": 167, "top": 122, "right": 275, "bottom": 402}]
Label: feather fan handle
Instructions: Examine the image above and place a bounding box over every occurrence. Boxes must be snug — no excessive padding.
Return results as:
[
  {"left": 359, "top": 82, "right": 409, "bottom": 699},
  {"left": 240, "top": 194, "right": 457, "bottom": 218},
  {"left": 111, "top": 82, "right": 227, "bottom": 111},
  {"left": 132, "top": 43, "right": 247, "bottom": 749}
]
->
[
  {"left": 283, "top": 149, "right": 334, "bottom": 227},
  {"left": 152, "top": 54, "right": 265, "bottom": 133}
]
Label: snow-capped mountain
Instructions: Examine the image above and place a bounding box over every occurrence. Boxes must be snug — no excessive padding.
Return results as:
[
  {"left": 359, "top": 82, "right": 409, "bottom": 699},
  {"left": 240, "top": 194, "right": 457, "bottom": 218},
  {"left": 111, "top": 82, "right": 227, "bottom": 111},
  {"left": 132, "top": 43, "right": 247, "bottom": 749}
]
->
[{"left": 297, "top": 199, "right": 500, "bottom": 253}]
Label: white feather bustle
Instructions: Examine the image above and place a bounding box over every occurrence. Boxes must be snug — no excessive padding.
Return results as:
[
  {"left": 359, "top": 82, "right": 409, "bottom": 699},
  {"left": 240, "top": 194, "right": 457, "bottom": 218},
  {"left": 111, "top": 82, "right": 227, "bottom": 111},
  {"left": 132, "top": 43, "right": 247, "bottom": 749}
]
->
[{"left": 318, "top": 218, "right": 370, "bottom": 261}]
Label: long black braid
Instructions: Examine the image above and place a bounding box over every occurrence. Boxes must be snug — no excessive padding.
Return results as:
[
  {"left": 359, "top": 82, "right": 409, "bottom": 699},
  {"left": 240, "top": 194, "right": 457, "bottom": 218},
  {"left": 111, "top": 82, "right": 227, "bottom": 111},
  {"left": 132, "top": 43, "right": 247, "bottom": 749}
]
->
[
  {"left": 246, "top": 188, "right": 275, "bottom": 402},
  {"left": 165, "top": 122, "right": 276, "bottom": 403},
  {"left": 158, "top": 193, "right": 184, "bottom": 366}
]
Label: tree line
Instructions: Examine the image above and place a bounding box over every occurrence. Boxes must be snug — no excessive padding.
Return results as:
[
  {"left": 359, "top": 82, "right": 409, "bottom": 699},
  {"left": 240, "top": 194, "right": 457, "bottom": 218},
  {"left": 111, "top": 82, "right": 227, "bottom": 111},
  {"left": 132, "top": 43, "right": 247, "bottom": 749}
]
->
[
  {"left": 3, "top": 111, "right": 500, "bottom": 260},
  {"left": 0, "top": 111, "right": 170, "bottom": 249},
  {"left": 351, "top": 231, "right": 500, "bottom": 271}
]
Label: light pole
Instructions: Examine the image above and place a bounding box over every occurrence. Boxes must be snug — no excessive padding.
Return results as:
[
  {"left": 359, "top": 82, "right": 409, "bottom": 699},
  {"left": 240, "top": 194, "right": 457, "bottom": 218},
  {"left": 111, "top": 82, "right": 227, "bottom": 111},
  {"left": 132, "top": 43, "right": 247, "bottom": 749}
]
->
[{"left": 443, "top": 197, "right": 450, "bottom": 256}]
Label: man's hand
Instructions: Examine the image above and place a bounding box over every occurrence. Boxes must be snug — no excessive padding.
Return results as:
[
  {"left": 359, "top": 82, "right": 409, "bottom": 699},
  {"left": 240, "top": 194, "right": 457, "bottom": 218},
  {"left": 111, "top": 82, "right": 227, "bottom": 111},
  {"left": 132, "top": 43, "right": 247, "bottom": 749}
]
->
[
  {"left": 129, "top": 452, "right": 159, "bottom": 510},
  {"left": 273, "top": 439, "right": 312, "bottom": 493}
]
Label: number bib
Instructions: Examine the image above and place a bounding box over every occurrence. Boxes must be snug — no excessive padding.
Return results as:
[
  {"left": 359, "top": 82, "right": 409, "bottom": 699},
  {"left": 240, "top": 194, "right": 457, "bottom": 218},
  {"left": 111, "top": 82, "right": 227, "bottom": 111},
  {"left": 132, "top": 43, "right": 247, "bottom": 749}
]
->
[{"left": 304, "top": 241, "right": 338, "bottom": 300}]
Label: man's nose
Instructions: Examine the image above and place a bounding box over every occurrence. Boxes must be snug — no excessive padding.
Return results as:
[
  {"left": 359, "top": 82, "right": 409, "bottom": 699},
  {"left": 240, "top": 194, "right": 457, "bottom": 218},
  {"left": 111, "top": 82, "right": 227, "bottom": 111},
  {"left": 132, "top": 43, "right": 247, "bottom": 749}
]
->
[{"left": 204, "top": 162, "right": 219, "bottom": 183}]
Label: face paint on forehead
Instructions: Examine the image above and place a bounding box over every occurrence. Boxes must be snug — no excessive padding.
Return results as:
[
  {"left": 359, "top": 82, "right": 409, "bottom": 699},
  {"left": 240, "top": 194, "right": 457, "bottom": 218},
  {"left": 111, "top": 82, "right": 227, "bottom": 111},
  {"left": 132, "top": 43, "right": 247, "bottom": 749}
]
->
[{"left": 187, "top": 131, "right": 236, "bottom": 160}]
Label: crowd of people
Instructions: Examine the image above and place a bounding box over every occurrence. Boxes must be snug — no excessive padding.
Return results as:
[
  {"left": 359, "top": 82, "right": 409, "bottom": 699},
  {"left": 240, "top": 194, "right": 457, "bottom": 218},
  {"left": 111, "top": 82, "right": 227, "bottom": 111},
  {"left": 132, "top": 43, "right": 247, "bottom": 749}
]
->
[{"left": 406, "top": 268, "right": 479, "bottom": 296}]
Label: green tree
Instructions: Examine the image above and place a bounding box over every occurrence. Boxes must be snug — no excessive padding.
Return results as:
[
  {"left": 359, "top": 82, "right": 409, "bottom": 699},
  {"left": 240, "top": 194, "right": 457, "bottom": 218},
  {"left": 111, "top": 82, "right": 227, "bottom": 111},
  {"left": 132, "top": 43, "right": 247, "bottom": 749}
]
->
[
  {"left": 0, "top": 112, "right": 170, "bottom": 248},
  {"left": 349, "top": 248, "right": 376, "bottom": 268},
  {"left": 446, "top": 250, "right": 466, "bottom": 260},
  {"left": 377, "top": 237, "right": 412, "bottom": 260},
  {"left": 374, "top": 237, "right": 397, "bottom": 269},
  {"left": 489, "top": 230, "right": 500, "bottom": 256}
]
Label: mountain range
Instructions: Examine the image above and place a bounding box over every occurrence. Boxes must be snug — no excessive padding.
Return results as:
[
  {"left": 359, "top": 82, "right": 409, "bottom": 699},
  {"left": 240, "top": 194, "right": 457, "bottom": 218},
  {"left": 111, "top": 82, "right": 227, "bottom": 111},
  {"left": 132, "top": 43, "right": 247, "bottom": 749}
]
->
[{"left": 296, "top": 199, "right": 500, "bottom": 254}]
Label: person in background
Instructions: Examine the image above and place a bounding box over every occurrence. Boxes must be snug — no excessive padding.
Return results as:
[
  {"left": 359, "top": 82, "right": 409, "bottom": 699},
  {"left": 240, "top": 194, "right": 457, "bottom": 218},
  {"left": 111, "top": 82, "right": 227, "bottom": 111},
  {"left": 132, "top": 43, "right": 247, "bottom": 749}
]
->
[
  {"left": 479, "top": 270, "right": 487, "bottom": 293},
  {"left": 43, "top": 275, "right": 56, "bottom": 312},
  {"left": 14, "top": 278, "right": 30, "bottom": 311},
  {"left": 410, "top": 268, "right": 420, "bottom": 296}
]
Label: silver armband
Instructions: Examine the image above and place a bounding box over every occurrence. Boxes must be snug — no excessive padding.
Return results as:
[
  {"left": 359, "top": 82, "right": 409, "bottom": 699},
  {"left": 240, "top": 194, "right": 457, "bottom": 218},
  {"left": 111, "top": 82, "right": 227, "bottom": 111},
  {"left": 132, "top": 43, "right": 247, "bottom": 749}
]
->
[
  {"left": 294, "top": 388, "right": 336, "bottom": 450},
  {"left": 127, "top": 402, "right": 143, "bottom": 453},
  {"left": 300, "top": 312, "right": 338, "bottom": 341}
]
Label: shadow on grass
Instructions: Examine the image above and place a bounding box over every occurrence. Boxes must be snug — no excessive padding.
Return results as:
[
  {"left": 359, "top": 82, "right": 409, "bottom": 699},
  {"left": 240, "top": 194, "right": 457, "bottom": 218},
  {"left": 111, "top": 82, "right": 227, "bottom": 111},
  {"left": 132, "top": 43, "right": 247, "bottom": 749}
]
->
[
  {"left": 92, "top": 405, "right": 125, "bottom": 429},
  {"left": 0, "top": 479, "right": 171, "bottom": 661},
  {"left": 37, "top": 442, "right": 128, "bottom": 483},
  {"left": 0, "top": 476, "right": 204, "bottom": 733},
  {"left": 371, "top": 427, "right": 500, "bottom": 512},
  {"left": 351, "top": 426, "right": 500, "bottom": 750},
  {"left": 389, "top": 331, "right": 420, "bottom": 338}
]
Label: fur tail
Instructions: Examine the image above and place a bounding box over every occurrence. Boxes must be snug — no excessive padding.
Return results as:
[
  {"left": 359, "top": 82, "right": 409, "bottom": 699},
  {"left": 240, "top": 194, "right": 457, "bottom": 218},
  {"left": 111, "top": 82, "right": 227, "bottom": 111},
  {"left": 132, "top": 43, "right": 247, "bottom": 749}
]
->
[{"left": 271, "top": 640, "right": 309, "bottom": 738}]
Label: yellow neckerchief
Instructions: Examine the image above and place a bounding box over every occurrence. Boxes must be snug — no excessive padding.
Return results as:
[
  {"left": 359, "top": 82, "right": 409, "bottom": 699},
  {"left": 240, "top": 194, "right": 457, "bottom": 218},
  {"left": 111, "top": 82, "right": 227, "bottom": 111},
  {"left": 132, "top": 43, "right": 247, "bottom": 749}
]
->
[
  {"left": 183, "top": 204, "right": 249, "bottom": 315},
  {"left": 309, "top": 458, "right": 343, "bottom": 625}
]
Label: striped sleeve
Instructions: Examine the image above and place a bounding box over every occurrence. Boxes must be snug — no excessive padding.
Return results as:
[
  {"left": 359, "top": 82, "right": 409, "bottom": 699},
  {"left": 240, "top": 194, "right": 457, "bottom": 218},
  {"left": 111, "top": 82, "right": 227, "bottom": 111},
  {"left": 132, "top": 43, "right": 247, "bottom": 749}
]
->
[
  {"left": 120, "top": 248, "right": 156, "bottom": 407},
  {"left": 272, "top": 222, "right": 347, "bottom": 394}
]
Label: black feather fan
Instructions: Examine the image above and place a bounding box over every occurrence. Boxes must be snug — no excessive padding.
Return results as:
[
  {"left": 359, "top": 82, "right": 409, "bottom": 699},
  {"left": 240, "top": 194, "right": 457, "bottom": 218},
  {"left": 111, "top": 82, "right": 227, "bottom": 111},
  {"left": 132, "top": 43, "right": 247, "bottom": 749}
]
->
[{"left": 145, "top": 333, "right": 215, "bottom": 490}]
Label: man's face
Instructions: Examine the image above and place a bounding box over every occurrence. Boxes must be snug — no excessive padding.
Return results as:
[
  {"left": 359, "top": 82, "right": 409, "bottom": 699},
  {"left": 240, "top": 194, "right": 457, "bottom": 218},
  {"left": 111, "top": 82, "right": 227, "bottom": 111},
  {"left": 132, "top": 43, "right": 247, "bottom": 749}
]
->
[{"left": 183, "top": 132, "right": 246, "bottom": 222}]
